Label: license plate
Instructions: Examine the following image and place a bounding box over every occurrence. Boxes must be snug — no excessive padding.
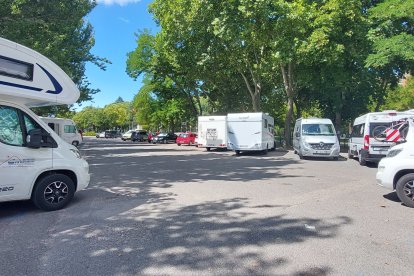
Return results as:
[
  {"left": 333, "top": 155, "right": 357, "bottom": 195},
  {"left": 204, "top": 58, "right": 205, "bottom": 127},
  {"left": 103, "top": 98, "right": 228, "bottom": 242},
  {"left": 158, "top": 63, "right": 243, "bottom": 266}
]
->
[{"left": 314, "top": 151, "right": 329, "bottom": 155}]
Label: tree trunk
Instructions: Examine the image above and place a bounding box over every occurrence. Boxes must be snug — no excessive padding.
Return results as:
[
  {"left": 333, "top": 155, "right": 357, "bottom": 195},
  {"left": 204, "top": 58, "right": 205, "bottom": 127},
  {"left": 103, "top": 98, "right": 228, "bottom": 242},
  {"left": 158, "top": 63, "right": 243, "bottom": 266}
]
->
[
  {"left": 240, "top": 71, "right": 261, "bottom": 112},
  {"left": 281, "top": 62, "right": 295, "bottom": 148},
  {"left": 294, "top": 98, "right": 301, "bottom": 119},
  {"left": 374, "top": 79, "right": 389, "bottom": 112}
]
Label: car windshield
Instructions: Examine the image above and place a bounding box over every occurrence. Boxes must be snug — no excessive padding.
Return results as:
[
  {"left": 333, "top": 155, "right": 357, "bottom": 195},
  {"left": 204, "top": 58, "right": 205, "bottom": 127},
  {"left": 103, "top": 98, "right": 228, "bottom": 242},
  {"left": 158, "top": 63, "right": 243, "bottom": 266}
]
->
[
  {"left": 157, "top": 133, "right": 167, "bottom": 137},
  {"left": 180, "top": 134, "right": 189, "bottom": 138},
  {"left": 302, "top": 124, "right": 335, "bottom": 136}
]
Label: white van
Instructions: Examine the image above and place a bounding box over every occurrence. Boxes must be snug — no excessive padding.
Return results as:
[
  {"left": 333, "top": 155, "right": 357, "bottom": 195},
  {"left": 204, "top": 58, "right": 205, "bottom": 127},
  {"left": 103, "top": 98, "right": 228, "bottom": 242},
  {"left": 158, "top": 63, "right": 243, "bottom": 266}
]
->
[
  {"left": 0, "top": 37, "right": 90, "bottom": 211},
  {"left": 376, "top": 119, "right": 414, "bottom": 208},
  {"left": 197, "top": 116, "right": 228, "bottom": 151},
  {"left": 227, "top": 112, "right": 275, "bottom": 155},
  {"left": 41, "top": 117, "right": 83, "bottom": 147},
  {"left": 293, "top": 118, "right": 340, "bottom": 160},
  {"left": 349, "top": 110, "right": 414, "bottom": 166}
]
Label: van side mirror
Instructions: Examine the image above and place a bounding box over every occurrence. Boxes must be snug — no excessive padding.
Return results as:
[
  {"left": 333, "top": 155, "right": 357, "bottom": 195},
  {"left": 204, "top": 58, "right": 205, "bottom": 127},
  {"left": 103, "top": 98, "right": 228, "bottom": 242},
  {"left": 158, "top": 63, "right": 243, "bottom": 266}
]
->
[
  {"left": 295, "top": 132, "right": 300, "bottom": 138},
  {"left": 27, "top": 129, "right": 42, "bottom": 148}
]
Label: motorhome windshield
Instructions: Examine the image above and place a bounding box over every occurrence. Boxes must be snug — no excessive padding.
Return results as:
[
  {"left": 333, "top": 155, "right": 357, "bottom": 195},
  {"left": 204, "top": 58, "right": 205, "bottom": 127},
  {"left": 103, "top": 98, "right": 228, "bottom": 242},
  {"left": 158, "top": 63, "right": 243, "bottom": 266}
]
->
[{"left": 302, "top": 124, "right": 335, "bottom": 136}]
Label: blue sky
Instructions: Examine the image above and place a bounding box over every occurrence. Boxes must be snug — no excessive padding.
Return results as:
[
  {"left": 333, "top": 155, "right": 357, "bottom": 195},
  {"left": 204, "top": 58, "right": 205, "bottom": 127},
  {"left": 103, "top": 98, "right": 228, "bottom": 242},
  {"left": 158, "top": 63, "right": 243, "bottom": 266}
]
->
[{"left": 78, "top": 0, "right": 159, "bottom": 109}]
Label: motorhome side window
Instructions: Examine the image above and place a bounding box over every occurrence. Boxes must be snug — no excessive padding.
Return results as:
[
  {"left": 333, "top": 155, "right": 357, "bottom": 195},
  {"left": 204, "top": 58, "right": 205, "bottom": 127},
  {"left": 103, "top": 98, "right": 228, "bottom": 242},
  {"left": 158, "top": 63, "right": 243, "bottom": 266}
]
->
[
  {"left": 64, "top": 125, "right": 76, "bottom": 133},
  {"left": 264, "top": 119, "right": 268, "bottom": 129},
  {"left": 0, "top": 55, "right": 34, "bottom": 81},
  {"left": 0, "top": 105, "right": 24, "bottom": 146}
]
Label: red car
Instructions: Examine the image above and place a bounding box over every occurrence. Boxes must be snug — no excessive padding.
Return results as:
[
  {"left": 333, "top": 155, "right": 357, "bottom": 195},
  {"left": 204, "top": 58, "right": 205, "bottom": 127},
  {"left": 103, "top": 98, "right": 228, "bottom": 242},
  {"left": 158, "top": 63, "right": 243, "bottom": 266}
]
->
[{"left": 176, "top": 132, "right": 197, "bottom": 146}]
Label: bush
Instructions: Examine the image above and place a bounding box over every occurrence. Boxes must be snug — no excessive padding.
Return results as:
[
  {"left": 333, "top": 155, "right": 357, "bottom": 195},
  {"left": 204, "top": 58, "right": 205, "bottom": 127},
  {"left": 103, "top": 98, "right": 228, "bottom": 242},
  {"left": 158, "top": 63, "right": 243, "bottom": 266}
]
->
[{"left": 83, "top": 131, "right": 96, "bottom": 137}]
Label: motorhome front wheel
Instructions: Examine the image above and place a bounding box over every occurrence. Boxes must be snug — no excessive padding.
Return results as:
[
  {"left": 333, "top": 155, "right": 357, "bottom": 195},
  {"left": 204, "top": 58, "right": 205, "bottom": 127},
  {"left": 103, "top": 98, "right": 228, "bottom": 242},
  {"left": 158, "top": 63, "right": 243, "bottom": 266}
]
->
[{"left": 32, "top": 174, "right": 75, "bottom": 211}]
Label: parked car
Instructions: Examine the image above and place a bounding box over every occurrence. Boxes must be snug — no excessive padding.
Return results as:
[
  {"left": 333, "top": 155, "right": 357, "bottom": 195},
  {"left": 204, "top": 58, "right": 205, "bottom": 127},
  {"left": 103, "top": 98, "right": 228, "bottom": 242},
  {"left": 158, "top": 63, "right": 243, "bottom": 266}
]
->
[
  {"left": 152, "top": 133, "right": 177, "bottom": 144},
  {"left": 105, "top": 130, "right": 121, "bottom": 138},
  {"left": 176, "top": 132, "right": 197, "bottom": 146},
  {"left": 122, "top": 130, "right": 134, "bottom": 141},
  {"left": 376, "top": 120, "right": 414, "bottom": 208},
  {"left": 131, "top": 130, "right": 149, "bottom": 142},
  {"left": 96, "top": 131, "right": 105, "bottom": 138}
]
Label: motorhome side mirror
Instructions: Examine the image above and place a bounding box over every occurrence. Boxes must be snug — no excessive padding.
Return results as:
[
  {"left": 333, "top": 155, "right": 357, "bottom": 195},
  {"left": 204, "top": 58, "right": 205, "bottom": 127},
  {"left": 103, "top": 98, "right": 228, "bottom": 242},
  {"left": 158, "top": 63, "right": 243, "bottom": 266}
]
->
[
  {"left": 295, "top": 132, "right": 300, "bottom": 137},
  {"left": 27, "top": 129, "right": 42, "bottom": 148}
]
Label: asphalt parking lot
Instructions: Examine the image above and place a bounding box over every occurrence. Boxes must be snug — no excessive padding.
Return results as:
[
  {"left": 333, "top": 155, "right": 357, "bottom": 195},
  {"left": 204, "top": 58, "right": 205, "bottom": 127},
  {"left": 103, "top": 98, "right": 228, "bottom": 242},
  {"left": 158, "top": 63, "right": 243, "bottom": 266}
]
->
[{"left": 1, "top": 137, "right": 413, "bottom": 276}]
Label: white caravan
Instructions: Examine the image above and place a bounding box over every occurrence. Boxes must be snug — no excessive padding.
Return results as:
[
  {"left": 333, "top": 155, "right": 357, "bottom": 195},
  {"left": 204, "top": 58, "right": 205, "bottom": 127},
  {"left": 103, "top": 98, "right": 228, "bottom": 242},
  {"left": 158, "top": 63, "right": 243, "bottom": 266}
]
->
[
  {"left": 197, "top": 116, "right": 227, "bottom": 151},
  {"left": 227, "top": 112, "right": 275, "bottom": 155},
  {"left": 349, "top": 110, "right": 414, "bottom": 166},
  {"left": 0, "top": 37, "right": 90, "bottom": 211},
  {"left": 293, "top": 118, "right": 340, "bottom": 160},
  {"left": 41, "top": 117, "right": 83, "bottom": 147}
]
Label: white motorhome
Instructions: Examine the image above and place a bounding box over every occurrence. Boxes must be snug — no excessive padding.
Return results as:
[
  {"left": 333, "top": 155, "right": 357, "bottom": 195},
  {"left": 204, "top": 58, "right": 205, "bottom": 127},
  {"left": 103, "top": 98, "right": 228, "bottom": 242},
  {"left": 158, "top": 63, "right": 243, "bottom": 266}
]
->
[
  {"left": 0, "top": 37, "right": 90, "bottom": 211},
  {"left": 41, "top": 117, "right": 83, "bottom": 147},
  {"left": 227, "top": 112, "right": 275, "bottom": 155},
  {"left": 349, "top": 110, "right": 414, "bottom": 166},
  {"left": 197, "top": 116, "right": 227, "bottom": 151},
  {"left": 293, "top": 118, "right": 340, "bottom": 160}
]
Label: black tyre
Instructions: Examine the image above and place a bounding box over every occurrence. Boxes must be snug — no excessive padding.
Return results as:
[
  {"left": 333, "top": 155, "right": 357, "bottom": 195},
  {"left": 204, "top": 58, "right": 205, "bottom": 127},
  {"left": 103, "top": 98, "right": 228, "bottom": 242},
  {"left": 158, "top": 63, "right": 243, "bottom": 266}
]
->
[
  {"left": 72, "top": 141, "right": 79, "bottom": 147},
  {"left": 189, "top": 141, "right": 193, "bottom": 146},
  {"left": 178, "top": 143, "right": 181, "bottom": 146},
  {"left": 163, "top": 139, "right": 167, "bottom": 144},
  {"left": 235, "top": 150, "right": 241, "bottom": 155},
  {"left": 395, "top": 173, "right": 414, "bottom": 208},
  {"left": 358, "top": 153, "right": 366, "bottom": 166},
  {"left": 348, "top": 149, "right": 353, "bottom": 159},
  {"left": 32, "top": 174, "right": 75, "bottom": 211},
  {"left": 206, "top": 147, "right": 211, "bottom": 151},
  {"left": 263, "top": 145, "right": 268, "bottom": 155}
]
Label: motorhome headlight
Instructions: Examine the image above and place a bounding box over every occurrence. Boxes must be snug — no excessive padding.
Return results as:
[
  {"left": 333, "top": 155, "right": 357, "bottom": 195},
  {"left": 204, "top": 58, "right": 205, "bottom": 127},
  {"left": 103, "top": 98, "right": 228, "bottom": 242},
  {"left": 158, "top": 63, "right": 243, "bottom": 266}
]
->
[
  {"left": 70, "top": 149, "right": 82, "bottom": 159},
  {"left": 387, "top": 149, "right": 402, "bottom": 158}
]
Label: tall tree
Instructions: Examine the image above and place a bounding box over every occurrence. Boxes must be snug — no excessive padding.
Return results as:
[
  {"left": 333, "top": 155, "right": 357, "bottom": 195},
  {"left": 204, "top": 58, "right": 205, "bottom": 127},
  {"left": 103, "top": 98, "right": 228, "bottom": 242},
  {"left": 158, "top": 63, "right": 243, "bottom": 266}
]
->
[{"left": 366, "top": 0, "right": 414, "bottom": 111}]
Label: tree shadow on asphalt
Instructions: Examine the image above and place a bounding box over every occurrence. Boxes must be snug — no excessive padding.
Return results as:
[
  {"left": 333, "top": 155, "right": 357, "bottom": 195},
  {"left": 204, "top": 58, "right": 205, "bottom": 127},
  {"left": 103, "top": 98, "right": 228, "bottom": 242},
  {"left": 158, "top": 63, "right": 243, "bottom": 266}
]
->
[
  {"left": 29, "top": 194, "right": 347, "bottom": 275},
  {"left": 0, "top": 138, "right": 345, "bottom": 275}
]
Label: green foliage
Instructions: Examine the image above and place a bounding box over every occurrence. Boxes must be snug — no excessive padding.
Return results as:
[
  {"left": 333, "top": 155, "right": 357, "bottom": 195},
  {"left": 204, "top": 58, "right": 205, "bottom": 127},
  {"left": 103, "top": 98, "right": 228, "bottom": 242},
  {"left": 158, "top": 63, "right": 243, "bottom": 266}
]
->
[
  {"left": 383, "top": 76, "right": 414, "bottom": 111},
  {"left": 124, "top": 0, "right": 413, "bottom": 147},
  {"left": 73, "top": 100, "right": 131, "bottom": 132}
]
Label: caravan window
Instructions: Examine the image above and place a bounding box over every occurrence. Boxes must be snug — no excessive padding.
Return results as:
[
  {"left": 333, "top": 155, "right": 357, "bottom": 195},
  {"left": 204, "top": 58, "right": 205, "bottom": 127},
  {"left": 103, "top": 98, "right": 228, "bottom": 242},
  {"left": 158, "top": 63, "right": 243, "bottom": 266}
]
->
[
  {"left": 64, "top": 125, "right": 77, "bottom": 134},
  {"left": 0, "top": 55, "right": 34, "bottom": 81}
]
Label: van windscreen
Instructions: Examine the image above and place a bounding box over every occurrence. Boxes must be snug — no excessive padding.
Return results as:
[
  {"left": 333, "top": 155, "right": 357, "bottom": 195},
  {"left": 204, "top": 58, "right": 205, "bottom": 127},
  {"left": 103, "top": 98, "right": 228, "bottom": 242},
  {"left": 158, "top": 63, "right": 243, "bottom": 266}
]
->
[{"left": 302, "top": 124, "right": 335, "bottom": 136}]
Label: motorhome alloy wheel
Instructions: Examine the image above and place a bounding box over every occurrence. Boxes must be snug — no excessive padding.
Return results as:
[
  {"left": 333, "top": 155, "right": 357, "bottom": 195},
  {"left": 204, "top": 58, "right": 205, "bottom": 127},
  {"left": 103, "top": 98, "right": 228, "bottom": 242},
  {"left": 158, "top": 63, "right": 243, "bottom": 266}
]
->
[{"left": 32, "top": 174, "right": 75, "bottom": 211}]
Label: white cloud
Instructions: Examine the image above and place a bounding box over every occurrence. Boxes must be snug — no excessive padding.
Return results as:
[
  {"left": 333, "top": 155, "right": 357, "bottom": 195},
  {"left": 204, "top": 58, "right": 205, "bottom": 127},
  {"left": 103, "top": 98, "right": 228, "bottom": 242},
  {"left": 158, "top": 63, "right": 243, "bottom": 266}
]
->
[
  {"left": 118, "top": 17, "right": 130, "bottom": 23},
  {"left": 96, "top": 0, "right": 141, "bottom": 6}
]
